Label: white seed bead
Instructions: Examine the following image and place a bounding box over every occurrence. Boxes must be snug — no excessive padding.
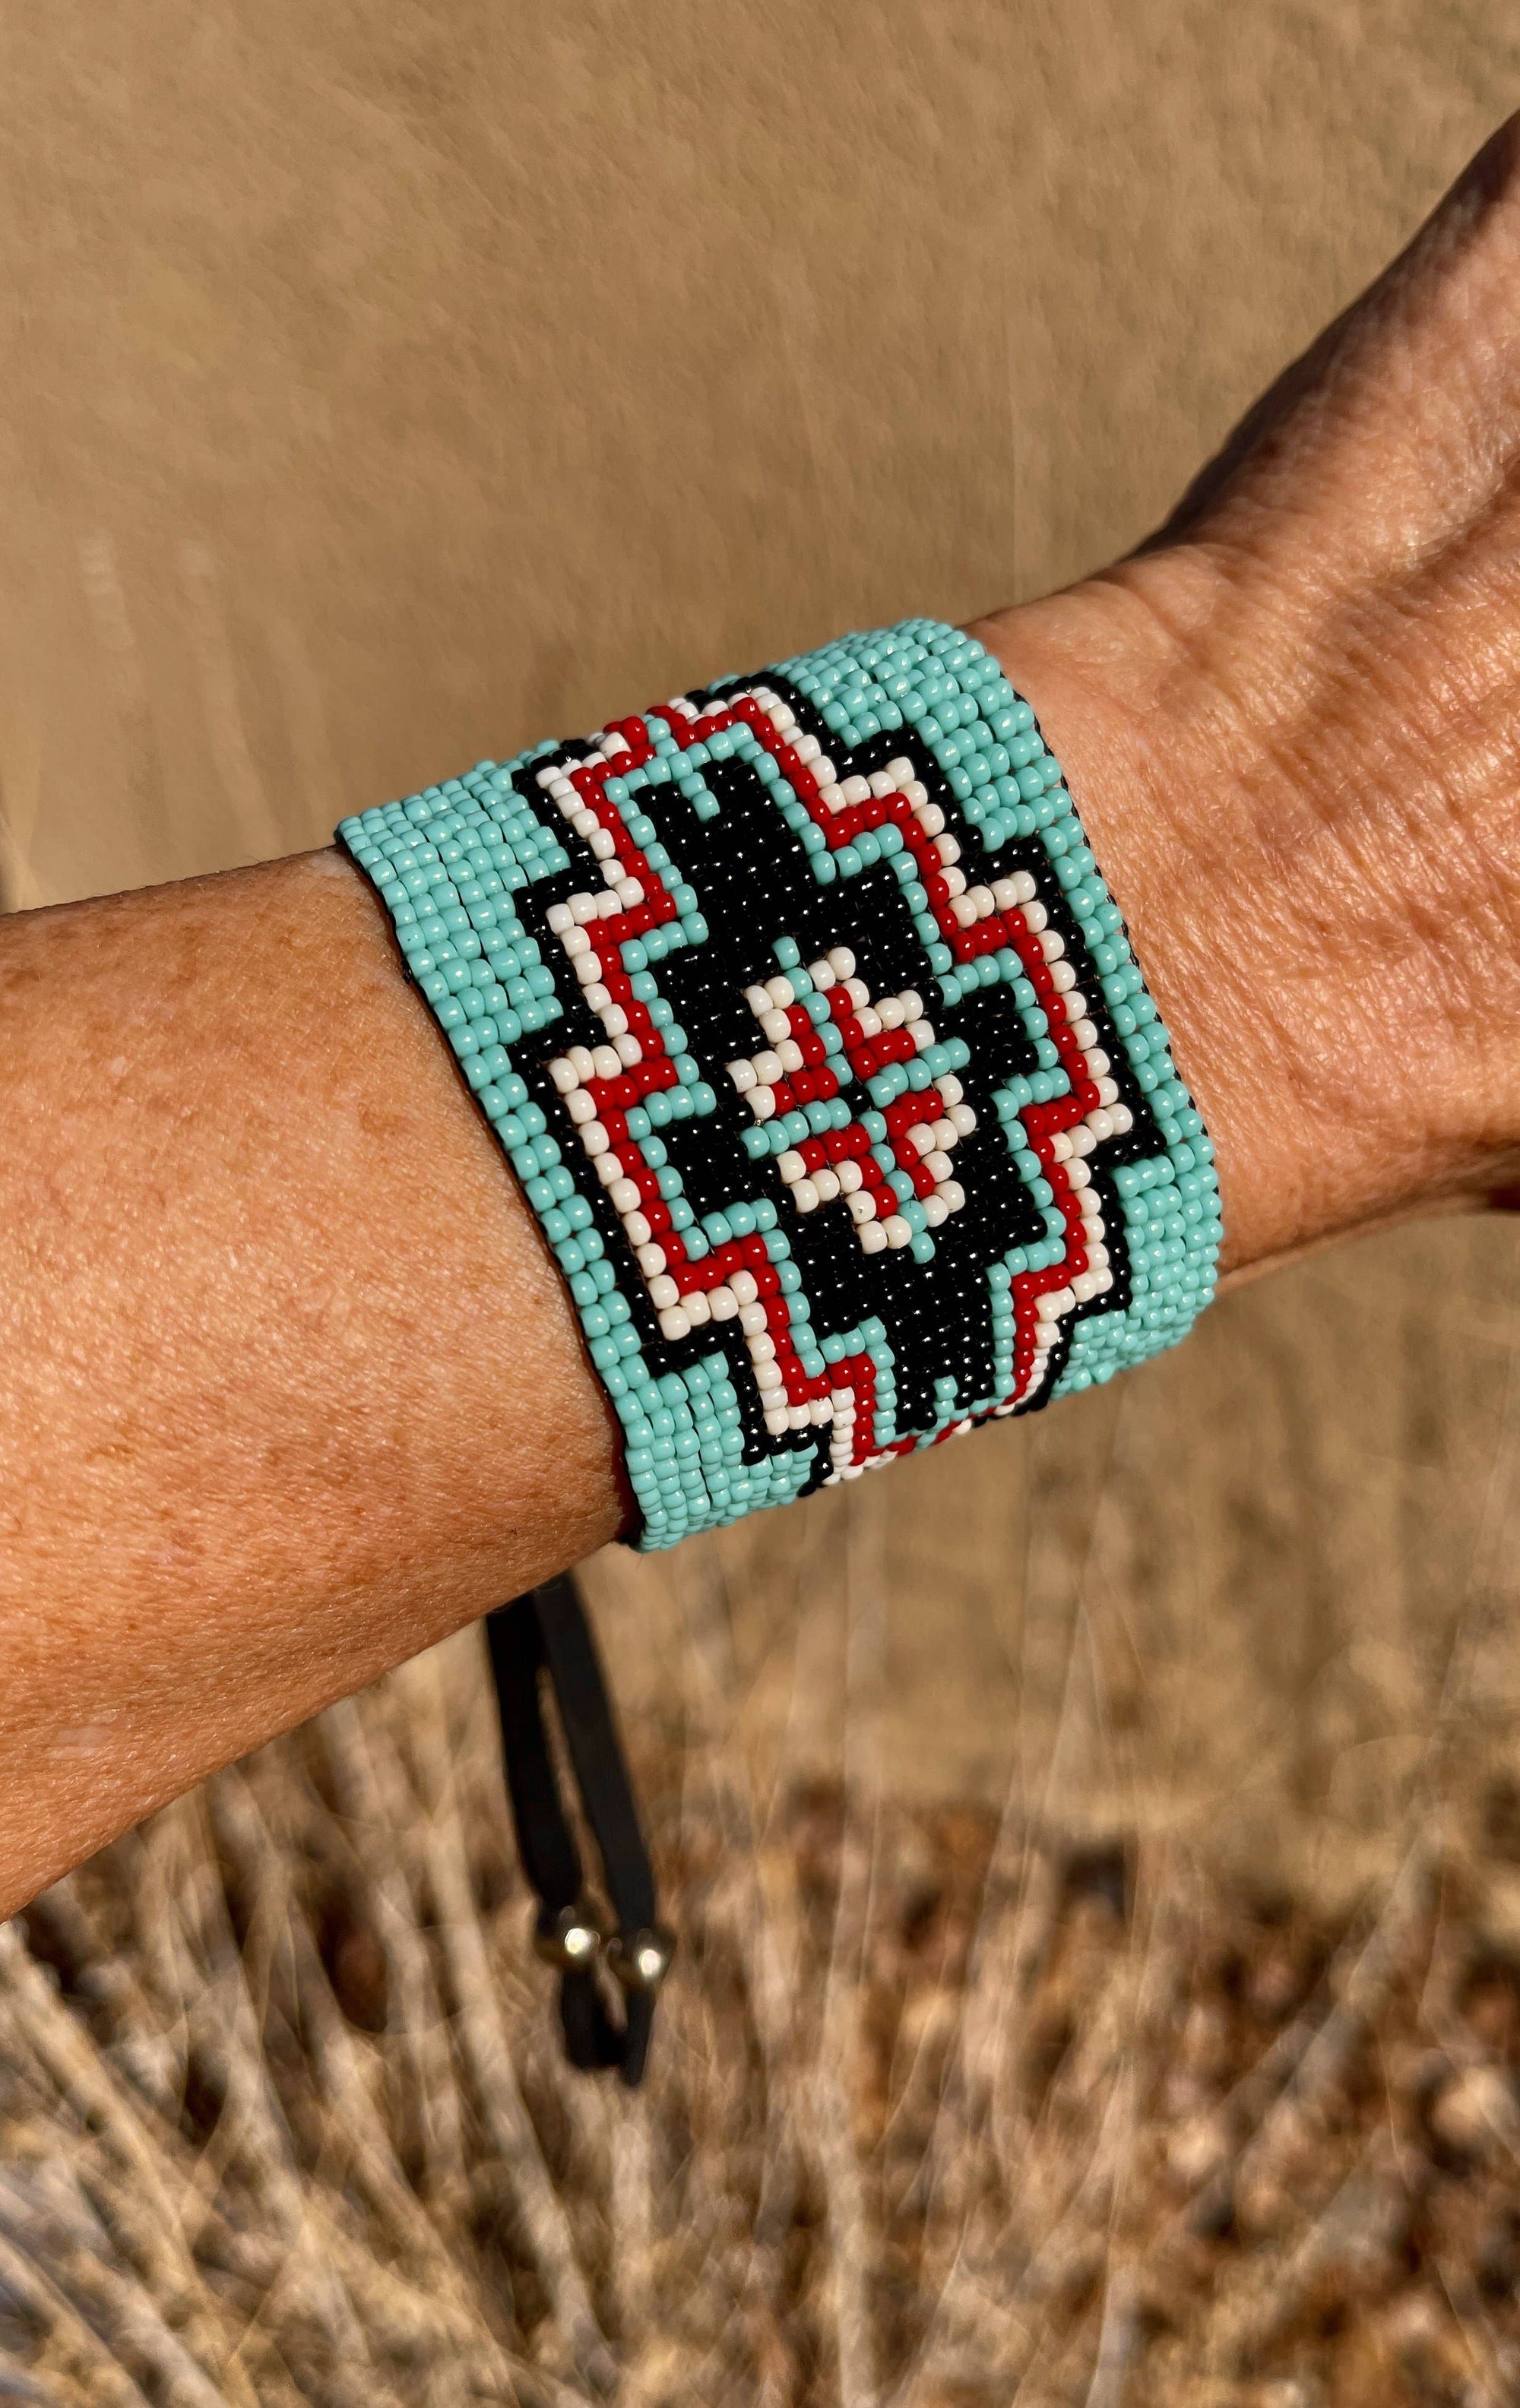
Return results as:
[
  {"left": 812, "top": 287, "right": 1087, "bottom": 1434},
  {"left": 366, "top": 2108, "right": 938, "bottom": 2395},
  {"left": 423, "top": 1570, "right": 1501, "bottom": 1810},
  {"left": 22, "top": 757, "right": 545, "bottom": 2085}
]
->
[
  {"left": 836, "top": 1160, "right": 863, "bottom": 1195},
  {"left": 765, "top": 976, "right": 795, "bottom": 1008},
  {"left": 549, "top": 1057, "right": 578, "bottom": 1093},
  {"left": 777, "top": 1039, "right": 804, "bottom": 1073},
  {"left": 609, "top": 1178, "right": 641, "bottom": 1213},
  {"left": 659, "top": 1308, "right": 691, "bottom": 1341},
  {"left": 1110, "top": 1102, "right": 1134, "bottom": 1133},
  {"left": 883, "top": 1216, "right": 911, "bottom": 1248},
  {"left": 922, "top": 1193, "right": 948, "bottom": 1227},
  {"left": 592, "top": 1044, "right": 621, "bottom": 1079},
  {"left": 728, "top": 1058, "right": 757, "bottom": 1092},
  {"left": 751, "top": 1087, "right": 776, "bottom": 1120},
  {"left": 827, "top": 946, "right": 856, "bottom": 979},
  {"left": 809, "top": 958, "right": 836, "bottom": 989},
  {"left": 739, "top": 1302, "right": 768, "bottom": 1335},
  {"left": 686, "top": 1289, "right": 711, "bottom": 1327},
  {"left": 636, "top": 1242, "right": 667, "bottom": 1275},
  {"left": 760, "top": 1008, "right": 791, "bottom": 1043},
  {"left": 731, "top": 1270, "right": 758, "bottom": 1305},
  {"left": 859, "top": 1221, "right": 888, "bottom": 1253},
  {"left": 649, "top": 1275, "right": 679, "bottom": 1309},
  {"left": 625, "top": 1211, "right": 651, "bottom": 1246},
  {"left": 777, "top": 1150, "right": 806, "bottom": 1182},
  {"left": 847, "top": 1191, "right": 877, "bottom": 1224},
  {"left": 754, "top": 1052, "right": 783, "bottom": 1084},
  {"left": 923, "top": 1151, "right": 953, "bottom": 1183},
  {"left": 710, "top": 1284, "right": 739, "bottom": 1321},
  {"left": 948, "top": 1103, "right": 977, "bottom": 1137},
  {"left": 1087, "top": 1109, "right": 1113, "bottom": 1141},
  {"left": 940, "top": 1181, "right": 965, "bottom": 1213},
  {"left": 793, "top": 1179, "right": 820, "bottom": 1212},
  {"left": 812, "top": 1169, "right": 841, "bottom": 1202}
]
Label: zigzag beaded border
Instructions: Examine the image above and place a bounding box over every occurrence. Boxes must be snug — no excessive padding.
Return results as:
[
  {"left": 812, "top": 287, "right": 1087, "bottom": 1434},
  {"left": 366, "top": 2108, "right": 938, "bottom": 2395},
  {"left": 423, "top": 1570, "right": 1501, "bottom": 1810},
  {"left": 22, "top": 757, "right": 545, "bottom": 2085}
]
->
[{"left": 340, "top": 619, "right": 1221, "bottom": 1548}]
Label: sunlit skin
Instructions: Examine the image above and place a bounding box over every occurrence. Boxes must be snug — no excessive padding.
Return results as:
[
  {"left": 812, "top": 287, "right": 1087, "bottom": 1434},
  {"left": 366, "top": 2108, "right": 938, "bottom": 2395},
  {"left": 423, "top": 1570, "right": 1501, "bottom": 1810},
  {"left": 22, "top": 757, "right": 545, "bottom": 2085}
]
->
[{"left": 2, "top": 120, "right": 1519, "bottom": 1911}]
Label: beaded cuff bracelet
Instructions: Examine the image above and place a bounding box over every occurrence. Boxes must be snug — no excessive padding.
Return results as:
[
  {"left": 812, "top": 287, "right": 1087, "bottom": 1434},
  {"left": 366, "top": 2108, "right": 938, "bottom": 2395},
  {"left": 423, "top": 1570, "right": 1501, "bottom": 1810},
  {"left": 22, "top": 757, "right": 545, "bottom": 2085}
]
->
[{"left": 339, "top": 619, "right": 1221, "bottom": 1549}]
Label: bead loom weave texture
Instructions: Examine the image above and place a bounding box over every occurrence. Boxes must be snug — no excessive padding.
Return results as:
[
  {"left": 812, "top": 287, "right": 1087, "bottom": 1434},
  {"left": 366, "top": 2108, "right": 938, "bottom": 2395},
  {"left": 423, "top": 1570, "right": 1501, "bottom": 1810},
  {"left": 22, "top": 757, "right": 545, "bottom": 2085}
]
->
[{"left": 338, "top": 619, "right": 1222, "bottom": 1549}]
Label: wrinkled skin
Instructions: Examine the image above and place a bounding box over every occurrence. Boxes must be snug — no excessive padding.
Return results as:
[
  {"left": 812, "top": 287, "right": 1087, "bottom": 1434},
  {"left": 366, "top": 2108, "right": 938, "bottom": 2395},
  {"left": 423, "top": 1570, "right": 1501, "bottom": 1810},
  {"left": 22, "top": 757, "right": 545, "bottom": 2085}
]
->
[{"left": 978, "top": 114, "right": 1520, "bottom": 1279}]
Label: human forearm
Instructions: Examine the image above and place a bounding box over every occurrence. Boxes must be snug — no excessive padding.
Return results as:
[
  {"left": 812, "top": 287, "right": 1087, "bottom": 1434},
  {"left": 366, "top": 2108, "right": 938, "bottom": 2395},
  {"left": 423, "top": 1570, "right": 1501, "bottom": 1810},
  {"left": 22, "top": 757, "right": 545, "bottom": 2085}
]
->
[{"left": 0, "top": 851, "right": 623, "bottom": 1906}]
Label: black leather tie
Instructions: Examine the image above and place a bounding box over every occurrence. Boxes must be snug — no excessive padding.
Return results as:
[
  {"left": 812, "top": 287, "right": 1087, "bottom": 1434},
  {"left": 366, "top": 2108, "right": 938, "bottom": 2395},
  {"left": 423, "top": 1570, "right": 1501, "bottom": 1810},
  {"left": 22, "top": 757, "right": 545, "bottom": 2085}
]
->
[{"left": 485, "top": 1575, "right": 673, "bottom": 2087}]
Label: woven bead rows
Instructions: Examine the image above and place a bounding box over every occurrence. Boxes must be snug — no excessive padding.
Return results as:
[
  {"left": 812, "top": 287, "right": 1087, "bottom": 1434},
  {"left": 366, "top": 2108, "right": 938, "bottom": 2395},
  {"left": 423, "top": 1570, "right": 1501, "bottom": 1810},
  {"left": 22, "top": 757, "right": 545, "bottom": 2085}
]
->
[{"left": 339, "top": 619, "right": 1221, "bottom": 1549}]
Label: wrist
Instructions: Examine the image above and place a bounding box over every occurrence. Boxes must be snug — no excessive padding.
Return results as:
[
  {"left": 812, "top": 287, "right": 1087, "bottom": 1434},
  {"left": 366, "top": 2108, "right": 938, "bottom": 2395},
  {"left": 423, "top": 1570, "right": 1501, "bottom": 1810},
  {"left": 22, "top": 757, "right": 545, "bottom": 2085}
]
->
[{"left": 974, "top": 546, "right": 1519, "bottom": 1283}]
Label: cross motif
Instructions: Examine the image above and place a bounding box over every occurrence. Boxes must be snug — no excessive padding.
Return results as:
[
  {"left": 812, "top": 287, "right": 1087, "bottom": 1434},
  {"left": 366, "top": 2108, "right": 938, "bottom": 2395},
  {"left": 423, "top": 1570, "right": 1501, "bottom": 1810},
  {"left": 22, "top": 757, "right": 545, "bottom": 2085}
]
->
[{"left": 726, "top": 945, "right": 976, "bottom": 1254}]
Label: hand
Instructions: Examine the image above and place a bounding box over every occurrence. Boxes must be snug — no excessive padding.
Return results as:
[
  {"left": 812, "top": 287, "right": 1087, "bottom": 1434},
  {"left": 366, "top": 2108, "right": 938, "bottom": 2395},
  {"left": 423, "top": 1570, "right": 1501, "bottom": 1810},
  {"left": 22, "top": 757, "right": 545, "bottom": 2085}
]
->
[{"left": 973, "top": 114, "right": 1520, "bottom": 1283}]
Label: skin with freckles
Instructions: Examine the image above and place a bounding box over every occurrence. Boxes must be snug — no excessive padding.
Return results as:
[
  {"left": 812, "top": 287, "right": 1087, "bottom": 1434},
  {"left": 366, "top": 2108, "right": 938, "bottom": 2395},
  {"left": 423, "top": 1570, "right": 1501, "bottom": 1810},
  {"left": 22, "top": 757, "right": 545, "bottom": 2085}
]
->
[{"left": 3, "top": 120, "right": 1520, "bottom": 1913}]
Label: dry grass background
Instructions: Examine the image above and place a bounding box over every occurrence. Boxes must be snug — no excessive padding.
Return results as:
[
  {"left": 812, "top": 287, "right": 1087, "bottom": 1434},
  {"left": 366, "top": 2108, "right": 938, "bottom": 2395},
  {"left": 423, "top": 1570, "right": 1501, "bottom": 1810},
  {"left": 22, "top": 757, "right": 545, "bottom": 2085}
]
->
[{"left": 4, "top": 4, "right": 1520, "bottom": 2400}]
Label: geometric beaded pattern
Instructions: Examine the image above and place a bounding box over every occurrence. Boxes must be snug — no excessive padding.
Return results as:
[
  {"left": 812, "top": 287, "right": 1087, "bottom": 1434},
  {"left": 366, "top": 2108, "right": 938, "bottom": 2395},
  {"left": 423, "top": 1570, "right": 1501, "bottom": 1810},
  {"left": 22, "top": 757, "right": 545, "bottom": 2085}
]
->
[{"left": 338, "top": 619, "right": 1221, "bottom": 1550}]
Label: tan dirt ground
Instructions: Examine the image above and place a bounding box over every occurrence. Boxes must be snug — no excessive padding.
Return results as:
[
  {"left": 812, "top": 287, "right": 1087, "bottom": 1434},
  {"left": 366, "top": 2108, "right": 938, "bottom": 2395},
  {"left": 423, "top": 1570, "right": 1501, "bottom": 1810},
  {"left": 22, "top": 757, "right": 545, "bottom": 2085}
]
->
[{"left": 3, "top": 6, "right": 1520, "bottom": 2400}]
